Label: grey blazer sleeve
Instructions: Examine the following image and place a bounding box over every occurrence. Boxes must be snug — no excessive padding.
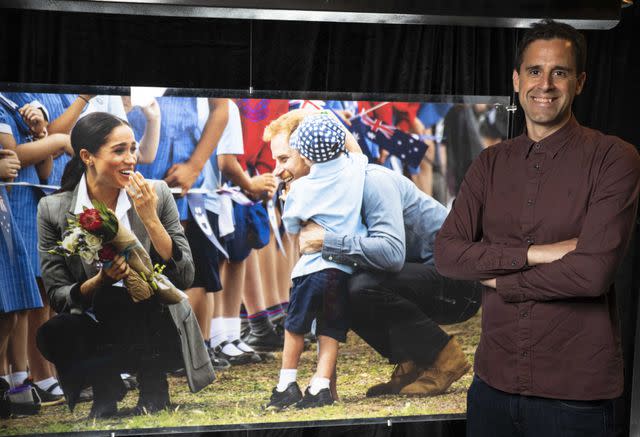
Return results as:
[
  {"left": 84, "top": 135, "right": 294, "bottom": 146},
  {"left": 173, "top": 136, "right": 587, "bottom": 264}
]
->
[
  {"left": 153, "top": 181, "right": 194, "bottom": 290},
  {"left": 37, "top": 195, "right": 87, "bottom": 314}
]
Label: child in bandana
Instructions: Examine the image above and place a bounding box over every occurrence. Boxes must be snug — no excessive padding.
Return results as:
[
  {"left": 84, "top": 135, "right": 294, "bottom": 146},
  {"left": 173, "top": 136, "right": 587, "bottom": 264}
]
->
[{"left": 266, "top": 112, "right": 368, "bottom": 410}]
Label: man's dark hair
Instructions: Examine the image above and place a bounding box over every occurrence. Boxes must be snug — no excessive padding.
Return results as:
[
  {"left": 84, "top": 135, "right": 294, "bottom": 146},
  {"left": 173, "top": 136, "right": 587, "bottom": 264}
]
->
[{"left": 514, "top": 19, "right": 587, "bottom": 74}]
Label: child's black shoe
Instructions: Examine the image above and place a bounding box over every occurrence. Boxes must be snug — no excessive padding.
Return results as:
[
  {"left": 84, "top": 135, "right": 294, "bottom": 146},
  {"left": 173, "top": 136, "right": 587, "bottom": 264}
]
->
[
  {"left": 295, "top": 387, "right": 333, "bottom": 409},
  {"left": 265, "top": 382, "right": 302, "bottom": 411}
]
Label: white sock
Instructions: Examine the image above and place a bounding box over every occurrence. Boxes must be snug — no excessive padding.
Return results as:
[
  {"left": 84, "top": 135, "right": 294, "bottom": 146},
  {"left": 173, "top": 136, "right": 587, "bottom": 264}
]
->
[
  {"left": 224, "top": 317, "right": 241, "bottom": 341},
  {"left": 210, "top": 317, "right": 228, "bottom": 348},
  {"left": 10, "top": 371, "right": 28, "bottom": 387},
  {"left": 277, "top": 369, "right": 297, "bottom": 392},
  {"left": 309, "top": 377, "right": 330, "bottom": 395},
  {"left": 220, "top": 342, "right": 244, "bottom": 357},
  {"left": 35, "top": 377, "right": 63, "bottom": 396}
]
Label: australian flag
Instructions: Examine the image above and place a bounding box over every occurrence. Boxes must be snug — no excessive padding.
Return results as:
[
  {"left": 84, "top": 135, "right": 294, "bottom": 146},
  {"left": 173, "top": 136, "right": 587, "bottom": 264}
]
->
[{"left": 349, "top": 113, "right": 428, "bottom": 168}]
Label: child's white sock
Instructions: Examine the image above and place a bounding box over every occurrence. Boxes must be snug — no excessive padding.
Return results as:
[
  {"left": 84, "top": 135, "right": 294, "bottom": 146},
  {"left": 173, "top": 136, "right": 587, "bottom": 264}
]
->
[
  {"left": 35, "top": 377, "right": 63, "bottom": 396},
  {"left": 10, "top": 371, "right": 28, "bottom": 387},
  {"left": 225, "top": 317, "right": 241, "bottom": 341},
  {"left": 308, "top": 377, "right": 330, "bottom": 395},
  {"left": 277, "top": 369, "right": 298, "bottom": 392},
  {"left": 210, "top": 317, "right": 227, "bottom": 349}
]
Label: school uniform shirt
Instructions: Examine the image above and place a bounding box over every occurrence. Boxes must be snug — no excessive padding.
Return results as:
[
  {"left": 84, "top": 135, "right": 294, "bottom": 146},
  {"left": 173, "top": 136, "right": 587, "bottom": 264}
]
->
[
  {"left": 4, "top": 92, "right": 78, "bottom": 186},
  {"left": 0, "top": 94, "right": 43, "bottom": 276},
  {"left": 128, "top": 96, "right": 203, "bottom": 220},
  {"left": 0, "top": 160, "right": 43, "bottom": 313},
  {"left": 282, "top": 153, "right": 368, "bottom": 279}
]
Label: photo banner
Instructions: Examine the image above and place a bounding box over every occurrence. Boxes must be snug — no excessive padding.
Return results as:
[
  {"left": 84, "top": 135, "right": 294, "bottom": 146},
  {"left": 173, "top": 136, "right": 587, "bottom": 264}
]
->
[{"left": 0, "top": 86, "right": 509, "bottom": 436}]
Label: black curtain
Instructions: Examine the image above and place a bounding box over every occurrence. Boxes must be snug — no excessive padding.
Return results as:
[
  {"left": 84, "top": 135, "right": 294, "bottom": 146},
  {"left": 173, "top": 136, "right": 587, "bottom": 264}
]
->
[{"left": 1, "top": 4, "right": 639, "bottom": 437}]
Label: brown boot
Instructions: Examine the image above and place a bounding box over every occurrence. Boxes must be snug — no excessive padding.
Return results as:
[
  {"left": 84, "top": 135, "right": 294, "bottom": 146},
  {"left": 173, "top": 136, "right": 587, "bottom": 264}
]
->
[
  {"left": 399, "top": 337, "right": 471, "bottom": 396},
  {"left": 366, "top": 360, "right": 419, "bottom": 397}
]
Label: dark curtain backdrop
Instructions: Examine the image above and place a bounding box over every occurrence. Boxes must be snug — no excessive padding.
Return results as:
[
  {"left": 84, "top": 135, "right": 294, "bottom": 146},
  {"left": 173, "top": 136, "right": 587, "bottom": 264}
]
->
[{"left": 1, "top": 4, "right": 639, "bottom": 437}]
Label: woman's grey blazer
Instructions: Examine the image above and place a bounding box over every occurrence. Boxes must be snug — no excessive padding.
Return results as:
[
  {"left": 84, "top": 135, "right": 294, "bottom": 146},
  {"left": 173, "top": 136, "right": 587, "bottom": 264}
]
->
[{"left": 37, "top": 180, "right": 214, "bottom": 393}]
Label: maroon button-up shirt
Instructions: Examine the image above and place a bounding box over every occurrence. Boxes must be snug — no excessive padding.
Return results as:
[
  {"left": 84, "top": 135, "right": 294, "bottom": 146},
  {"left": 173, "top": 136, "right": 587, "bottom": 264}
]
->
[{"left": 435, "top": 117, "right": 640, "bottom": 400}]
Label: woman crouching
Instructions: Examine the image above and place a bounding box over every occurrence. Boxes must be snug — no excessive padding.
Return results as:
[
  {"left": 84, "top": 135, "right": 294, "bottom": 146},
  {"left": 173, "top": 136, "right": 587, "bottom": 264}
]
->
[{"left": 36, "top": 112, "right": 213, "bottom": 418}]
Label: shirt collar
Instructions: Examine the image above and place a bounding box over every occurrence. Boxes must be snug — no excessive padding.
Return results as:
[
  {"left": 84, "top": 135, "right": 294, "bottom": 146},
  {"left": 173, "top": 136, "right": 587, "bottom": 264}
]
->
[
  {"left": 74, "top": 173, "right": 131, "bottom": 222},
  {"left": 517, "top": 115, "right": 580, "bottom": 159},
  {"left": 306, "top": 153, "right": 349, "bottom": 179}
]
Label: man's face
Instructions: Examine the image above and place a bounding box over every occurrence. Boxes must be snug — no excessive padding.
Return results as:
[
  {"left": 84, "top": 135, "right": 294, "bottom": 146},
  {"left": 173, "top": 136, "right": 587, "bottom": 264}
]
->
[
  {"left": 513, "top": 38, "right": 586, "bottom": 139},
  {"left": 270, "top": 131, "right": 310, "bottom": 183}
]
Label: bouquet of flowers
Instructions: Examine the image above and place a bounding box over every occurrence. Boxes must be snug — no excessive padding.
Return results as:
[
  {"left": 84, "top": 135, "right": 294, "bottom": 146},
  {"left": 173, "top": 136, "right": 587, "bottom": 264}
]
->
[{"left": 50, "top": 200, "right": 187, "bottom": 304}]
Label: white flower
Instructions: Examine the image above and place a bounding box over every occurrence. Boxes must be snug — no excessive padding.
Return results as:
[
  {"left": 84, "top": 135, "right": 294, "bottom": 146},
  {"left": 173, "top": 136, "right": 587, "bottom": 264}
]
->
[
  {"left": 84, "top": 233, "right": 103, "bottom": 252},
  {"left": 61, "top": 228, "right": 82, "bottom": 253},
  {"left": 79, "top": 248, "right": 98, "bottom": 264}
]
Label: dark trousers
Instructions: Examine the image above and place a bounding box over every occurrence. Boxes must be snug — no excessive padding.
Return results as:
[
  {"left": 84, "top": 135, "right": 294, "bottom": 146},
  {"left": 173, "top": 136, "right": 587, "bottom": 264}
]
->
[
  {"left": 37, "top": 286, "right": 181, "bottom": 409},
  {"left": 348, "top": 262, "right": 481, "bottom": 367},
  {"left": 467, "top": 375, "right": 621, "bottom": 437}
]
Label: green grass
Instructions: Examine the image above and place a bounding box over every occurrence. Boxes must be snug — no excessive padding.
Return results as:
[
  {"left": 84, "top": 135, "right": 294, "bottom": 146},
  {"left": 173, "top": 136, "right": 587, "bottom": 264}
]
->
[{"left": 2, "top": 312, "right": 481, "bottom": 436}]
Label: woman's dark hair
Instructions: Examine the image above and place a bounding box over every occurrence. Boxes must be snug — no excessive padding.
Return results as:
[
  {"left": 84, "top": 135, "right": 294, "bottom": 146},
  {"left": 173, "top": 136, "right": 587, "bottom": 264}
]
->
[
  {"left": 514, "top": 19, "right": 587, "bottom": 75},
  {"left": 58, "top": 112, "right": 130, "bottom": 193}
]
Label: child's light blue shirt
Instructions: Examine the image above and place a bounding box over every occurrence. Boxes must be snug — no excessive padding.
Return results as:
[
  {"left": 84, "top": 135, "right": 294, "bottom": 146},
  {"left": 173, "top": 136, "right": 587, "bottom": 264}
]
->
[{"left": 282, "top": 153, "right": 368, "bottom": 279}]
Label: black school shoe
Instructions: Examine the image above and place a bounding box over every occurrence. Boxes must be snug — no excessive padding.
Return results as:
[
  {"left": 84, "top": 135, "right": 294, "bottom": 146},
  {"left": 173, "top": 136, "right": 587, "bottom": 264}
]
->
[
  {"left": 207, "top": 347, "right": 232, "bottom": 371},
  {"left": 295, "top": 387, "right": 333, "bottom": 409},
  {"left": 214, "top": 340, "right": 259, "bottom": 366},
  {"left": 265, "top": 382, "right": 303, "bottom": 411},
  {"left": 242, "top": 328, "right": 284, "bottom": 352},
  {"left": 23, "top": 378, "right": 65, "bottom": 406}
]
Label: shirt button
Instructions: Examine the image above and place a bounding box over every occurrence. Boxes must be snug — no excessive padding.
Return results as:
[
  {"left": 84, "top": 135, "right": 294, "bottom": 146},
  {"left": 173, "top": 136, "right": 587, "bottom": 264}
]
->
[
  {"left": 527, "top": 199, "right": 534, "bottom": 206},
  {"left": 521, "top": 351, "right": 528, "bottom": 357},
  {"left": 328, "top": 256, "right": 333, "bottom": 261},
  {"left": 526, "top": 237, "right": 534, "bottom": 244},
  {"left": 511, "top": 259, "right": 518, "bottom": 266},
  {"left": 353, "top": 263, "right": 357, "bottom": 267},
  {"left": 534, "top": 163, "right": 540, "bottom": 170},
  {"left": 521, "top": 311, "right": 528, "bottom": 318},
  {"left": 534, "top": 143, "right": 541, "bottom": 150}
]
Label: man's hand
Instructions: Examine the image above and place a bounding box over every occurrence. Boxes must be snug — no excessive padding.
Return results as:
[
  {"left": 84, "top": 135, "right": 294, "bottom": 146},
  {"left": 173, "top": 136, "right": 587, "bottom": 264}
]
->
[
  {"left": 164, "top": 161, "right": 200, "bottom": 196},
  {"left": 299, "top": 221, "right": 325, "bottom": 255},
  {"left": 480, "top": 278, "right": 497, "bottom": 289},
  {"left": 527, "top": 238, "right": 578, "bottom": 266},
  {"left": 247, "top": 173, "right": 277, "bottom": 200}
]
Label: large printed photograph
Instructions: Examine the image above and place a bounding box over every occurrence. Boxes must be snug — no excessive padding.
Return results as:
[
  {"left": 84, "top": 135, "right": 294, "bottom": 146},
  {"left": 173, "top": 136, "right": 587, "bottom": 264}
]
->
[{"left": 0, "top": 88, "right": 509, "bottom": 436}]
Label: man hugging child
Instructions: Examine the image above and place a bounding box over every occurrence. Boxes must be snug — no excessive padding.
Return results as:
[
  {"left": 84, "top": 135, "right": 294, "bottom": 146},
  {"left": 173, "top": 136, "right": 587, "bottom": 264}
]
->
[{"left": 266, "top": 112, "right": 368, "bottom": 410}]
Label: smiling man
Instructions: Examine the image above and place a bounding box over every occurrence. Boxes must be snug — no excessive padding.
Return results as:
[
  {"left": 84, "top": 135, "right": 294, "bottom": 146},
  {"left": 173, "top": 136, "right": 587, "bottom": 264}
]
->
[
  {"left": 435, "top": 20, "right": 640, "bottom": 436},
  {"left": 266, "top": 109, "right": 481, "bottom": 401}
]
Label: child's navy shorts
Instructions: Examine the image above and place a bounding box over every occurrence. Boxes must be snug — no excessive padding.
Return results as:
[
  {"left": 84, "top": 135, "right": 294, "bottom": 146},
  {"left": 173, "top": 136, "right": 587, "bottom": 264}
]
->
[{"left": 285, "top": 268, "right": 350, "bottom": 342}]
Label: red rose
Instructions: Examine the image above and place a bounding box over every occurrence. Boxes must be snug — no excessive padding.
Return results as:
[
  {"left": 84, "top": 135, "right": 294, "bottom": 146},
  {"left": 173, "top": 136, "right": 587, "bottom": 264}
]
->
[
  {"left": 98, "top": 244, "right": 117, "bottom": 262},
  {"left": 79, "top": 208, "right": 103, "bottom": 232}
]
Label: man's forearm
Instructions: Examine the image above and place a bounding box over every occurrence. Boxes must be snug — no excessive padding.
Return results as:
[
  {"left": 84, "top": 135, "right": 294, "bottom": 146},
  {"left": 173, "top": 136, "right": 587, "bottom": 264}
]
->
[{"left": 322, "top": 231, "right": 405, "bottom": 272}]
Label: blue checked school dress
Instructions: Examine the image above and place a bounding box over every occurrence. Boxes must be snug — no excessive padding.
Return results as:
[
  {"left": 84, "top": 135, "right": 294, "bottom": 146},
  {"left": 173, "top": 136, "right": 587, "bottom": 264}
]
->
[
  {"left": 0, "top": 166, "right": 42, "bottom": 312},
  {"left": 0, "top": 94, "right": 45, "bottom": 276},
  {"left": 128, "top": 96, "right": 204, "bottom": 220},
  {"left": 3, "top": 92, "right": 77, "bottom": 186}
]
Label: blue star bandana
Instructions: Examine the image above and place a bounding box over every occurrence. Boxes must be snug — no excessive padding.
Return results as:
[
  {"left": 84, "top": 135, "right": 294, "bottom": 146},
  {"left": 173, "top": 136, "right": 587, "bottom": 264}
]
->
[{"left": 289, "top": 112, "right": 347, "bottom": 163}]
